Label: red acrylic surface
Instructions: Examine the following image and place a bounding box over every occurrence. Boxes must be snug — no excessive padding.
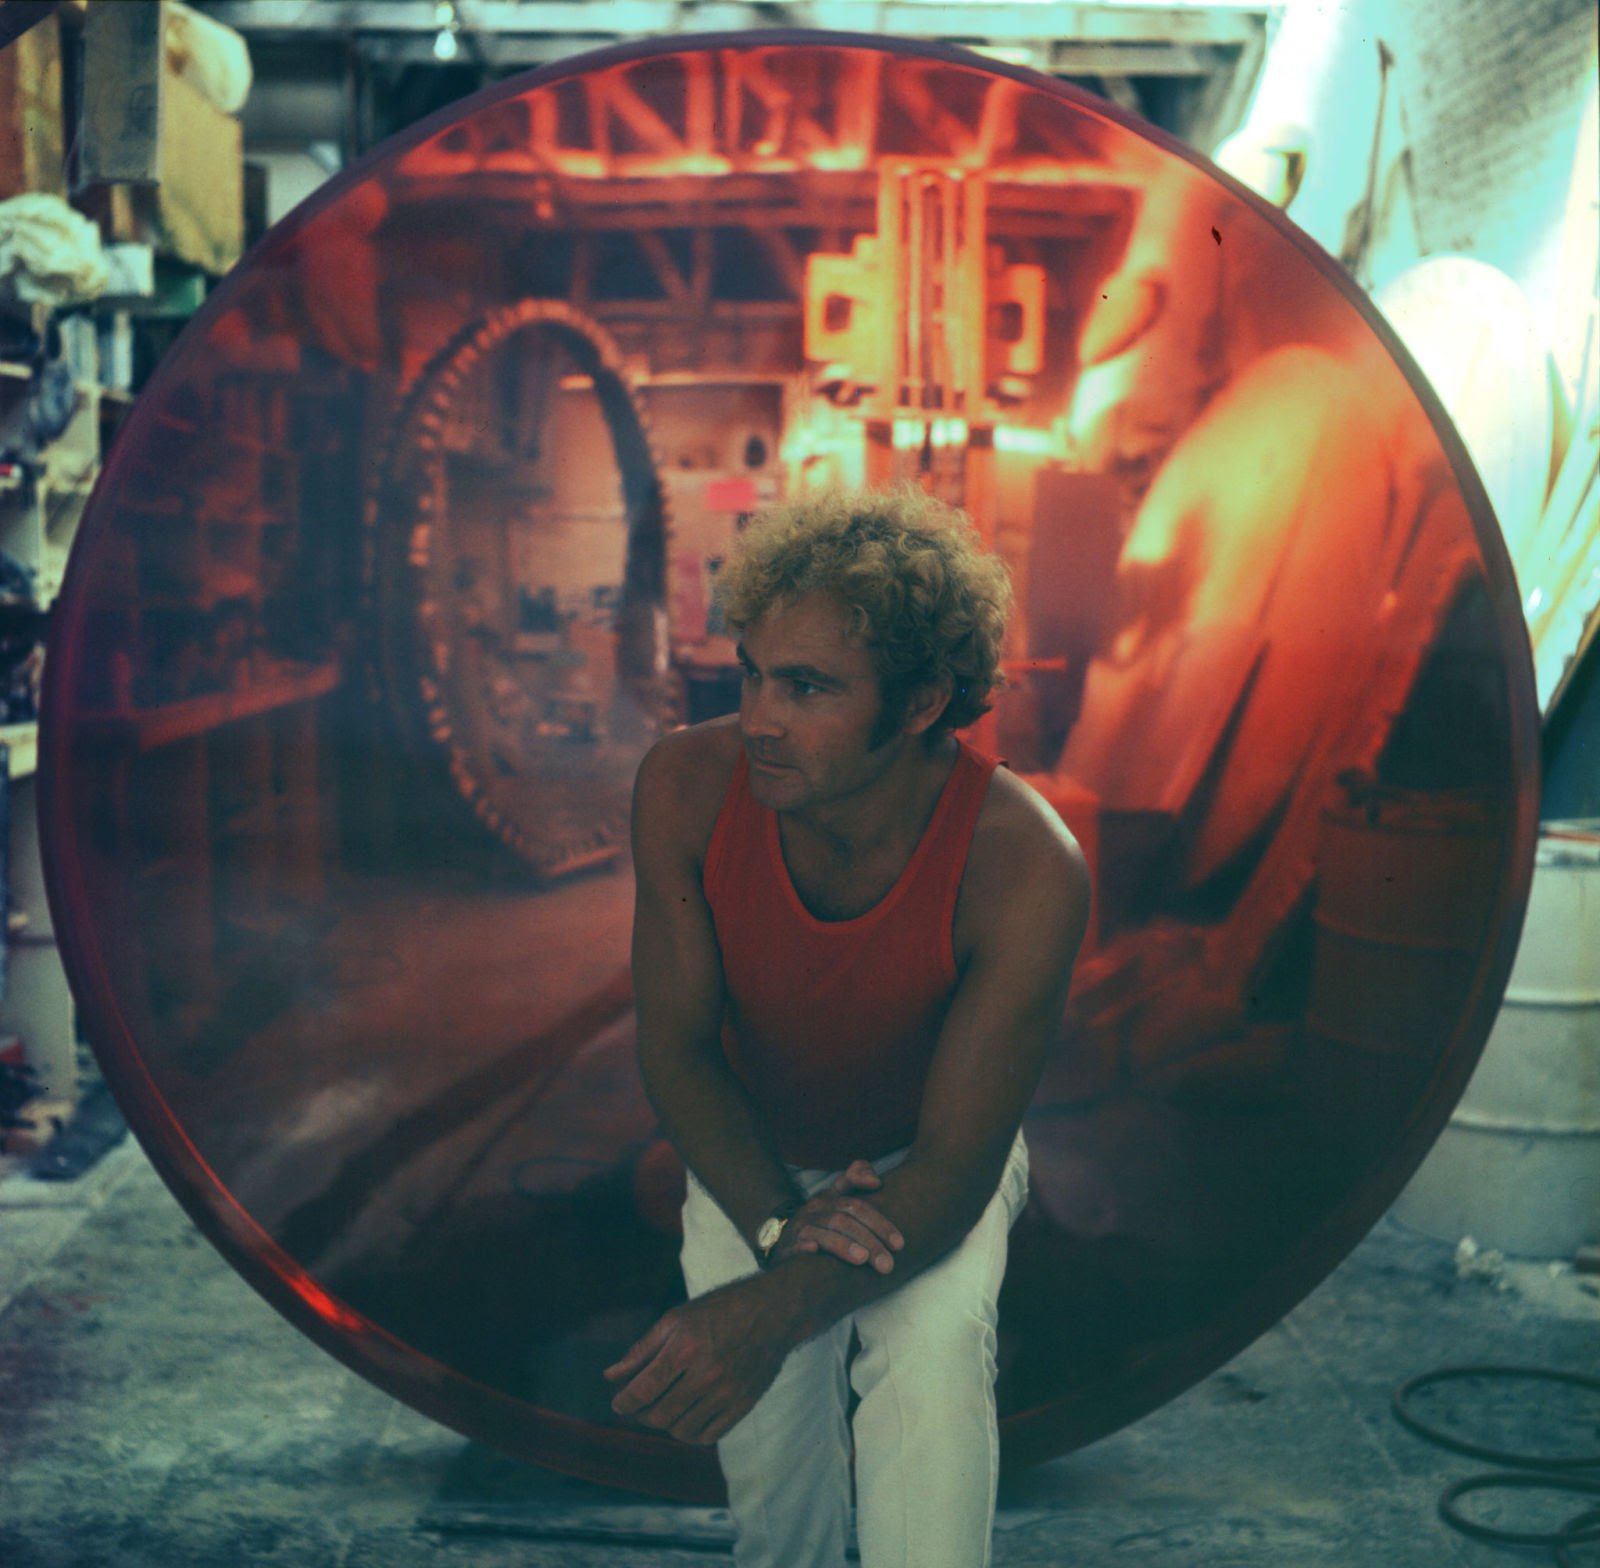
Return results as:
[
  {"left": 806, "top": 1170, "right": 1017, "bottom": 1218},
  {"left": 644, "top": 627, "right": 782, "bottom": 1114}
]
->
[{"left": 39, "top": 34, "right": 1538, "bottom": 1499}]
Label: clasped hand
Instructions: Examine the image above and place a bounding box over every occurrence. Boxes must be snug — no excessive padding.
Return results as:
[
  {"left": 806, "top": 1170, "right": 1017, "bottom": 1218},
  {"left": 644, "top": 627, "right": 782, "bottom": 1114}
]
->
[
  {"left": 770, "top": 1158, "right": 904, "bottom": 1274},
  {"left": 603, "top": 1160, "right": 904, "bottom": 1444},
  {"left": 603, "top": 1278, "right": 792, "bottom": 1446}
]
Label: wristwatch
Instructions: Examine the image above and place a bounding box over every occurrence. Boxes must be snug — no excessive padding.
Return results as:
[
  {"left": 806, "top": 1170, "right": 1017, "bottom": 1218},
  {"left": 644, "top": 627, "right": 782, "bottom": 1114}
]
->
[{"left": 756, "top": 1210, "right": 793, "bottom": 1263}]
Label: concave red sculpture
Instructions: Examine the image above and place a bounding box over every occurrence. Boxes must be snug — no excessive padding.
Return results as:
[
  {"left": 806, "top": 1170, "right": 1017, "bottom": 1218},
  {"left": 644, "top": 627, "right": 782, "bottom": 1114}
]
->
[{"left": 40, "top": 33, "right": 1537, "bottom": 1499}]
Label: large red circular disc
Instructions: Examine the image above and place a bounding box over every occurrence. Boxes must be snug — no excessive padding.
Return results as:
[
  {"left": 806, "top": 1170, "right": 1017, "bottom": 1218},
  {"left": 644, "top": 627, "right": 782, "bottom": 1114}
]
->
[{"left": 40, "top": 33, "right": 1538, "bottom": 1499}]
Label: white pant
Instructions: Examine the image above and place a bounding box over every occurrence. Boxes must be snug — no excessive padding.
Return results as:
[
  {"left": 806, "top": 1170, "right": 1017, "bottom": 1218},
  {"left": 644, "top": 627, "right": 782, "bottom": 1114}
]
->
[{"left": 680, "top": 1133, "right": 1029, "bottom": 1568}]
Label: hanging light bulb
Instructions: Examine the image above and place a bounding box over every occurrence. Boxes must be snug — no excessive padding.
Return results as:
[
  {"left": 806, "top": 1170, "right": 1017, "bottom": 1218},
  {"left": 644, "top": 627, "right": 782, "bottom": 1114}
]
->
[{"left": 433, "top": 0, "right": 460, "bottom": 61}]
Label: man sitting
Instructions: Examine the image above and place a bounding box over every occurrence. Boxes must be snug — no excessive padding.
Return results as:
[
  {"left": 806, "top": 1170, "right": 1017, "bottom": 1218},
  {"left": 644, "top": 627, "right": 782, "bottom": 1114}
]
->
[{"left": 608, "top": 486, "right": 1091, "bottom": 1568}]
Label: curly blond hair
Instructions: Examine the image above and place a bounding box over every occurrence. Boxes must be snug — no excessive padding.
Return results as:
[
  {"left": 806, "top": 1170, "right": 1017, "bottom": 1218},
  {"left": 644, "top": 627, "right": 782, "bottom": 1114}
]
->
[{"left": 715, "top": 485, "right": 1013, "bottom": 739}]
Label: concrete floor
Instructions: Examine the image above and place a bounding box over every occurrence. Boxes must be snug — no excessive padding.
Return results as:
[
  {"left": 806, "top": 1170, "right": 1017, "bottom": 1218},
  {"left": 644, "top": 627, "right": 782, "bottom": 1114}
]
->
[{"left": 1, "top": 1131, "right": 1597, "bottom": 1568}]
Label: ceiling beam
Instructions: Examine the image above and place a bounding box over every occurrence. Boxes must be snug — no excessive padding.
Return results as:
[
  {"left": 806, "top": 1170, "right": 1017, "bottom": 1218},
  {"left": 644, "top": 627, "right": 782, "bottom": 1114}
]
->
[
  {"left": 344, "top": 33, "right": 1243, "bottom": 82},
  {"left": 1097, "top": 74, "right": 1143, "bottom": 117},
  {"left": 197, "top": 1, "right": 1267, "bottom": 48}
]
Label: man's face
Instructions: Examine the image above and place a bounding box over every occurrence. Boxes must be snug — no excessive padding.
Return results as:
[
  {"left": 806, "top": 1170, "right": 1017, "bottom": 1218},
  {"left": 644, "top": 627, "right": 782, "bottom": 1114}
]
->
[{"left": 735, "top": 591, "right": 902, "bottom": 813}]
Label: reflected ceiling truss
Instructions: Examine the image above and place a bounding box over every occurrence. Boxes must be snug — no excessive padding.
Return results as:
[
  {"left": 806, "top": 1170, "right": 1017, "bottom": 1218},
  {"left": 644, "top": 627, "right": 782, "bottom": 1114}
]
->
[{"left": 387, "top": 47, "right": 1135, "bottom": 316}]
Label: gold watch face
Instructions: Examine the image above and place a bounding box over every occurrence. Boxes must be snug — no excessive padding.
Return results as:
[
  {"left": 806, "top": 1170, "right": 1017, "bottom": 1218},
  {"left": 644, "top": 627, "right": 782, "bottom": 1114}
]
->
[{"left": 757, "top": 1217, "right": 785, "bottom": 1254}]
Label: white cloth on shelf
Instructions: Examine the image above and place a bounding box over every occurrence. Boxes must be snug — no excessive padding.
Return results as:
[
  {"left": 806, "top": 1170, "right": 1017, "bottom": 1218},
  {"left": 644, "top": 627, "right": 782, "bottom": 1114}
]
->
[{"left": 0, "top": 195, "right": 109, "bottom": 310}]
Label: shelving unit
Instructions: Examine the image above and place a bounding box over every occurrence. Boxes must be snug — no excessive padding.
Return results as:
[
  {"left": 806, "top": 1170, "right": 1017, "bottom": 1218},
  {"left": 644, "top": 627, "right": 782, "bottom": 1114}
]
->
[
  {"left": 0, "top": 0, "right": 254, "bottom": 1157},
  {"left": 0, "top": 350, "right": 135, "bottom": 1150},
  {"left": 0, "top": 725, "right": 72, "bottom": 1146},
  {"left": 0, "top": 360, "right": 80, "bottom": 1142}
]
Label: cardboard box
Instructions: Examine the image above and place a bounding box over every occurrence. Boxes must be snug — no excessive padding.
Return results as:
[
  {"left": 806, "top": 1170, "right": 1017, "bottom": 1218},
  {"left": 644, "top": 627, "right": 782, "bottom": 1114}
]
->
[
  {"left": 79, "top": 1, "right": 166, "bottom": 184},
  {"left": 78, "top": 1, "right": 244, "bottom": 276}
]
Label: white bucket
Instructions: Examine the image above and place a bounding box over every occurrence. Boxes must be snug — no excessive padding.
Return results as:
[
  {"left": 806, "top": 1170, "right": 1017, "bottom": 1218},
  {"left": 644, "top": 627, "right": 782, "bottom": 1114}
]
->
[{"left": 1392, "top": 821, "right": 1600, "bottom": 1258}]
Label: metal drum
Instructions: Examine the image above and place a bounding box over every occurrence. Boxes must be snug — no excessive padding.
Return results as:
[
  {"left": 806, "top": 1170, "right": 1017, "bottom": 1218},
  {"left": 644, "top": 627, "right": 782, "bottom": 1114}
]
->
[{"left": 1394, "top": 822, "right": 1600, "bottom": 1257}]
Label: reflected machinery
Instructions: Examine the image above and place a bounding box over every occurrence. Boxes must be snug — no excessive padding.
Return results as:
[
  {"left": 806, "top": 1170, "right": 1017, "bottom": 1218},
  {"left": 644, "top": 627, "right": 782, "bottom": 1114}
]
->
[
  {"left": 369, "top": 49, "right": 1134, "bottom": 880},
  {"left": 668, "top": 155, "right": 1050, "bottom": 729}
]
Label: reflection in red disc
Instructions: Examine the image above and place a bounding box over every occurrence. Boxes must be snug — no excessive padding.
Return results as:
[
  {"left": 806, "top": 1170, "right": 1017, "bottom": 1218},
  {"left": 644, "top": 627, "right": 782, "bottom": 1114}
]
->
[{"left": 40, "top": 34, "right": 1538, "bottom": 1499}]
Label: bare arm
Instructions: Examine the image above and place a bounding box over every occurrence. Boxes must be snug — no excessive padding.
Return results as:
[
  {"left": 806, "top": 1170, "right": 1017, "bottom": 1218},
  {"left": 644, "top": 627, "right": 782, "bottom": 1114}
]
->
[{"left": 628, "top": 732, "right": 802, "bottom": 1249}]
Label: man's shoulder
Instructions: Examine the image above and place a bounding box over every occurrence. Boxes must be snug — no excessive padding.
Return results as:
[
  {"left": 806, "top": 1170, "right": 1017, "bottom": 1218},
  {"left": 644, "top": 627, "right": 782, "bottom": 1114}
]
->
[
  {"left": 962, "top": 760, "right": 1091, "bottom": 926},
  {"left": 634, "top": 716, "right": 743, "bottom": 861}
]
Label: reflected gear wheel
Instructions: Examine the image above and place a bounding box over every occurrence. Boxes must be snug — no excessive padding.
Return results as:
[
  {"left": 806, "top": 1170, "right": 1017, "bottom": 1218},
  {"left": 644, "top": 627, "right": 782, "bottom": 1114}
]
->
[{"left": 364, "top": 298, "right": 670, "bottom": 880}]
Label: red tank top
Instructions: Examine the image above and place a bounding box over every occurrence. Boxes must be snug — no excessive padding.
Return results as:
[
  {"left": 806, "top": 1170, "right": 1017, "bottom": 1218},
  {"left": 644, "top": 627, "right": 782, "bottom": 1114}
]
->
[{"left": 703, "top": 739, "right": 999, "bottom": 1168}]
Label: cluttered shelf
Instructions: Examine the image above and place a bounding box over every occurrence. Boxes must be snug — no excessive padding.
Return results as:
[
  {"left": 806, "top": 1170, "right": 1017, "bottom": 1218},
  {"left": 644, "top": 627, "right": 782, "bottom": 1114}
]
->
[{"left": 0, "top": 360, "right": 137, "bottom": 400}]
